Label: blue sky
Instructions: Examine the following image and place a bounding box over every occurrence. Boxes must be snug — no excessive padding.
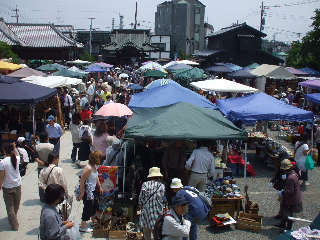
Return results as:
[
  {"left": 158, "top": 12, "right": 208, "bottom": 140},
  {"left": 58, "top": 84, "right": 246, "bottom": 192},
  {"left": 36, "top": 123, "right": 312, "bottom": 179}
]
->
[{"left": 0, "top": 0, "right": 318, "bottom": 43}]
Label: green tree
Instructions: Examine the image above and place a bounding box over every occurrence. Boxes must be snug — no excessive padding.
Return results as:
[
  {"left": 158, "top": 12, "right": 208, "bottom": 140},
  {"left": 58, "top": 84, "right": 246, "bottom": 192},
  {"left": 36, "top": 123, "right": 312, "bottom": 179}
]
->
[
  {"left": 79, "top": 50, "right": 96, "bottom": 62},
  {"left": 287, "top": 9, "right": 320, "bottom": 70},
  {"left": 0, "top": 41, "right": 19, "bottom": 63}
]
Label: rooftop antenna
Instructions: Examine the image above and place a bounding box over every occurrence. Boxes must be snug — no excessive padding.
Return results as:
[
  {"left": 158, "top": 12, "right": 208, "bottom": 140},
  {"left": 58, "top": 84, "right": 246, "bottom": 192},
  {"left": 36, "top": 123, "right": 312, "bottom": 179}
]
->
[
  {"left": 112, "top": 18, "right": 115, "bottom": 30},
  {"left": 11, "top": 5, "right": 19, "bottom": 23}
]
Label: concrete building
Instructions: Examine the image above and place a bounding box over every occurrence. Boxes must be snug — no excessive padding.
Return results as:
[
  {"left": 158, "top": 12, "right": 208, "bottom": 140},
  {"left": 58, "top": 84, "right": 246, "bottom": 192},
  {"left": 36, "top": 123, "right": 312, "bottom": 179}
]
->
[
  {"left": 150, "top": 35, "right": 171, "bottom": 60},
  {"left": 155, "top": 0, "right": 205, "bottom": 56}
]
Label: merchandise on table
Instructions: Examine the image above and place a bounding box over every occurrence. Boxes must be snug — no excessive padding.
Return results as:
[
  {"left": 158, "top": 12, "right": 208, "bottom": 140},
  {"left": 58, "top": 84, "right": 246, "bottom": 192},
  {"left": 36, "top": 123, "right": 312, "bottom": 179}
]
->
[{"left": 205, "top": 177, "right": 242, "bottom": 199}]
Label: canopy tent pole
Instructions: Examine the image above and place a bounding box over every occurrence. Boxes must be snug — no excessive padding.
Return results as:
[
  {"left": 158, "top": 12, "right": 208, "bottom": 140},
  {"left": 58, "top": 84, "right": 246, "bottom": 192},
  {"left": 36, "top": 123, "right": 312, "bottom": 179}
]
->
[
  {"left": 123, "top": 141, "right": 127, "bottom": 193},
  {"left": 244, "top": 142, "right": 247, "bottom": 179},
  {"left": 32, "top": 105, "right": 36, "bottom": 136},
  {"left": 311, "top": 123, "right": 314, "bottom": 148}
]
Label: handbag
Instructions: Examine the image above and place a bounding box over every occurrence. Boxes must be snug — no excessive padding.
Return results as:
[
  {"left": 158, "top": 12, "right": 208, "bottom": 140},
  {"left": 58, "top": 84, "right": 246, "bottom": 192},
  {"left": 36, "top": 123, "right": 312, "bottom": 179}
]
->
[
  {"left": 17, "top": 149, "right": 27, "bottom": 177},
  {"left": 305, "top": 154, "right": 315, "bottom": 170}
]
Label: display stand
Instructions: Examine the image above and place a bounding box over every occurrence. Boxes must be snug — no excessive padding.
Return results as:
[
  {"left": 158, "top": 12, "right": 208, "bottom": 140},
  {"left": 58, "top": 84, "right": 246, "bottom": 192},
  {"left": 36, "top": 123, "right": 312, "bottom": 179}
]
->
[{"left": 210, "top": 196, "right": 245, "bottom": 219}]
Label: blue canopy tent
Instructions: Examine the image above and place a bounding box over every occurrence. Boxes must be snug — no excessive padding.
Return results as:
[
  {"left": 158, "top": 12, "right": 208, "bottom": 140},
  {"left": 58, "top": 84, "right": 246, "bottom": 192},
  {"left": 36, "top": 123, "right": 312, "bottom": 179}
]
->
[
  {"left": 145, "top": 79, "right": 180, "bottom": 90},
  {"left": 129, "top": 83, "right": 217, "bottom": 109},
  {"left": 0, "top": 76, "right": 58, "bottom": 134},
  {"left": 299, "top": 67, "right": 320, "bottom": 76},
  {"left": 305, "top": 93, "right": 320, "bottom": 105},
  {"left": 217, "top": 92, "right": 314, "bottom": 123}
]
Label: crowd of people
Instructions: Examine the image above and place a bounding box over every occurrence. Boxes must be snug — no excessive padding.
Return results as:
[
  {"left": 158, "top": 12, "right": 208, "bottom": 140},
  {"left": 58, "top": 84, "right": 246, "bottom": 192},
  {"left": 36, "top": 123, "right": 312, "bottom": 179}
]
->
[{"left": 0, "top": 63, "right": 318, "bottom": 240}]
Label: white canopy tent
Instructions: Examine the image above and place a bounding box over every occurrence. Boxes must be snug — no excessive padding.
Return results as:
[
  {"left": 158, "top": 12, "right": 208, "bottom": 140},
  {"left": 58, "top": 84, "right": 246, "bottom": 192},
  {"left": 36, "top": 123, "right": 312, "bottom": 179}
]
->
[
  {"left": 66, "top": 59, "right": 91, "bottom": 65},
  {"left": 177, "top": 60, "right": 199, "bottom": 65},
  {"left": 21, "top": 76, "right": 82, "bottom": 88},
  {"left": 190, "top": 78, "right": 259, "bottom": 93}
]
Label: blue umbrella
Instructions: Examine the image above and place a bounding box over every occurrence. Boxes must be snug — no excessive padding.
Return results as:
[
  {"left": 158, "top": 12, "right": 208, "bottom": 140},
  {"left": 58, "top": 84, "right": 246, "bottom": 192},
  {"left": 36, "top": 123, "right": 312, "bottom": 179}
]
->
[
  {"left": 145, "top": 79, "right": 180, "bottom": 90},
  {"left": 128, "top": 83, "right": 143, "bottom": 90},
  {"left": 85, "top": 65, "right": 107, "bottom": 72}
]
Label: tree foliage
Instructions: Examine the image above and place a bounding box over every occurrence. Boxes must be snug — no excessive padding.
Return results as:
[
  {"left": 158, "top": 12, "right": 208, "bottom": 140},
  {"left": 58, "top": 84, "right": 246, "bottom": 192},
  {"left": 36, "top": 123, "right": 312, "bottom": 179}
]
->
[
  {"left": 287, "top": 9, "right": 320, "bottom": 70},
  {"left": 79, "top": 50, "right": 96, "bottom": 62},
  {"left": 0, "top": 41, "right": 19, "bottom": 63}
]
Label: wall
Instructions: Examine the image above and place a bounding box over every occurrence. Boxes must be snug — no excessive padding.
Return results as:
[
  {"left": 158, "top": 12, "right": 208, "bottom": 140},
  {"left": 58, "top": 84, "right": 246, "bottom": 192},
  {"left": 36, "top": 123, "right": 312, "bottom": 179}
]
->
[{"left": 150, "top": 35, "right": 171, "bottom": 60}]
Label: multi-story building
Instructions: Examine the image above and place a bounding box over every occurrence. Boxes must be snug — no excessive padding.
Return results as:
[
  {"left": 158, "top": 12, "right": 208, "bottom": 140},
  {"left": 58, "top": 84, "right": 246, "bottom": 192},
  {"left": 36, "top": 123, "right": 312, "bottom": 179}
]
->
[{"left": 155, "top": 0, "right": 205, "bottom": 56}]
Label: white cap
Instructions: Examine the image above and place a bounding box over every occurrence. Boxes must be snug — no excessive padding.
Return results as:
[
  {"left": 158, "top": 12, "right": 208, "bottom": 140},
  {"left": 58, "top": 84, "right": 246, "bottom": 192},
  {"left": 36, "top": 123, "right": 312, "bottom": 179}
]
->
[
  {"left": 170, "top": 178, "right": 183, "bottom": 189},
  {"left": 17, "top": 137, "right": 25, "bottom": 143}
]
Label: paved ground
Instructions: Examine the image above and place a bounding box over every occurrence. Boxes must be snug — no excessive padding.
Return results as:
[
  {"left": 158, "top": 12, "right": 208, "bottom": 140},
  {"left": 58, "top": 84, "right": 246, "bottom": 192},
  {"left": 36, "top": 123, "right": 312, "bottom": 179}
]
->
[{"left": 1, "top": 131, "right": 319, "bottom": 240}]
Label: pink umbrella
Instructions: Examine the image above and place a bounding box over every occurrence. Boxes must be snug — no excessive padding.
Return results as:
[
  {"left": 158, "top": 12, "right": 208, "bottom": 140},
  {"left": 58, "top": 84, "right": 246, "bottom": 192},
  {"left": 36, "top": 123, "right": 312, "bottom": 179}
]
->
[{"left": 94, "top": 103, "right": 133, "bottom": 118}]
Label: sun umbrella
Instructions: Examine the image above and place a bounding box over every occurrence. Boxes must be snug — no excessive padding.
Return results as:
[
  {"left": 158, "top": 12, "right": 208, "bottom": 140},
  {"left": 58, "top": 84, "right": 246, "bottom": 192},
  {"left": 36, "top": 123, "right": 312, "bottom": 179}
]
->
[
  {"left": 128, "top": 83, "right": 143, "bottom": 90},
  {"left": 0, "top": 61, "right": 23, "bottom": 71},
  {"left": 94, "top": 103, "right": 133, "bottom": 119},
  {"left": 143, "top": 69, "right": 167, "bottom": 78},
  {"left": 145, "top": 79, "right": 180, "bottom": 90},
  {"left": 119, "top": 73, "right": 129, "bottom": 78},
  {"left": 166, "top": 63, "right": 193, "bottom": 72},
  {"left": 52, "top": 68, "right": 86, "bottom": 78},
  {"left": 68, "top": 66, "right": 87, "bottom": 74},
  {"left": 95, "top": 62, "right": 114, "bottom": 68},
  {"left": 7, "top": 67, "right": 46, "bottom": 78},
  {"left": 85, "top": 65, "right": 107, "bottom": 72},
  {"left": 37, "top": 63, "right": 67, "bottom": 72},
  {"left": 138, "top": 62, "right": 166, "bottom": 72}
]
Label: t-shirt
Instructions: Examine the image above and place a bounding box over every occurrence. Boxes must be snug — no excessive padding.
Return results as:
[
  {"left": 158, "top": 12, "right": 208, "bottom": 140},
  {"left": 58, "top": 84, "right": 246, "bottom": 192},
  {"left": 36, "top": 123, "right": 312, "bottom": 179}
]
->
[
  {"left": 17, "top": 147, "right": 30, "bottom": 163},
  {"left": 294, "top": 141, "right": 309, "bottom": 171},
  {"left": 36, "top": 143, "right": 54, "bottom": 169},
  {"left": 80, "top": 110, "right": 92, "bottom": 121},
  {"left": 0, "top": 156, "right": 21, "bottom": 188}
]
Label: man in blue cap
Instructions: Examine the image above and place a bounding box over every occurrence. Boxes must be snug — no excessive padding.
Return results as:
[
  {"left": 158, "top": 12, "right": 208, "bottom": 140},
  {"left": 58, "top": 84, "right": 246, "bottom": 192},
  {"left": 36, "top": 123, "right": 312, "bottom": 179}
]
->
[
  {"left": 170, "top": 178, "right": 209, "bottom": 240},
  {"left": 45, "top": 115, "right": 63, "bottom": 154},
  {"left": 162, "top": 194, "right": 191, "bottom": 240}
]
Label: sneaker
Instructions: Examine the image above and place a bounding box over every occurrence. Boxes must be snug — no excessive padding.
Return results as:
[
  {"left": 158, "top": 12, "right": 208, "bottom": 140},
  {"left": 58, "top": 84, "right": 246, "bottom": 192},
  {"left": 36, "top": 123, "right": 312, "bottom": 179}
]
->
[{"left": 79, "top": 227, "right": 93, "bottom": 233}]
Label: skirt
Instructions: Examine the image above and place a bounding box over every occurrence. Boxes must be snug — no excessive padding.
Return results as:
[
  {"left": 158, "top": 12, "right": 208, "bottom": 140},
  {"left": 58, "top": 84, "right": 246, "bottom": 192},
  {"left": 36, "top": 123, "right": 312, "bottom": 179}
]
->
[{"left": 78, "top": 142, "right": 91, "bottom": 161}]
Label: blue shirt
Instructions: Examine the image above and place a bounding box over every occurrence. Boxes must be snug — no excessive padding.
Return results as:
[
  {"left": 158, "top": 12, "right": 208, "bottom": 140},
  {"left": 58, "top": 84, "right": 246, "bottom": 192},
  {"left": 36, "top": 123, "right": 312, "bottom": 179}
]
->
[
  {"left": 46, "top": 123, "right": 63, "bottom": 138},
  {"left": 175, "top": 186, "right": 209, "bottom": 222}
]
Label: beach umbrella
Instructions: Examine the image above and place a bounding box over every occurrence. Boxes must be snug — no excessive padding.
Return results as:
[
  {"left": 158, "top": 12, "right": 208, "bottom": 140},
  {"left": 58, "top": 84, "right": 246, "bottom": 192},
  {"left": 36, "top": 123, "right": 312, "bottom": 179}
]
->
[
  {"left": 95, "top": 62, "right": 114, "bottom": 68},
  {"left": 206, "top": 65, "right": 234, "bottom": 73},
  {"left": 85, "top": 65, "right": 107, "bottom": 72},
  {"left": 94, "top": 103, "right": 133, "bottom": 119},
  {"left": 0, "top": 61, "right": 23, "bottom": 71},
  {"left": 52, "top": 68, "right": 86, "bottom": 78},
  {"left": 7, "top": 67, "right": 46, "bottom": 78},
  {"left": 68, "top": 66, "right": 87, "bottom": 74},
  {"left": 66, "top": 59, "right": 91, "bottom": 65},
  {"left": 143, "top": 69, "right": 167, "bottom": 78}
]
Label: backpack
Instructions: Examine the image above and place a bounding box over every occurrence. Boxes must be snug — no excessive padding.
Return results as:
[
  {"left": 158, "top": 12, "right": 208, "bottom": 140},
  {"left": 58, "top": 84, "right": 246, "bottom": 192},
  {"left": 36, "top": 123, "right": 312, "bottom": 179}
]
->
[{"left": 153, "top": 212, "right": 174, "bottom": 240}]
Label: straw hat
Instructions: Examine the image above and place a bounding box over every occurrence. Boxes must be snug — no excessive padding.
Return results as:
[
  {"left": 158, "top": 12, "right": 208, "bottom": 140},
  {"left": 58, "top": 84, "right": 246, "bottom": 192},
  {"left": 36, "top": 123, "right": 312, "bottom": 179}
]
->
[
  {"left": 170, "top": 178, "right": 183, "bottom": 189},
  {"left": 147, "top": 167, "right": 163, "bottom": 178},
  {"left": 280, "top": 159, "right": 293, "bottom": 170}
]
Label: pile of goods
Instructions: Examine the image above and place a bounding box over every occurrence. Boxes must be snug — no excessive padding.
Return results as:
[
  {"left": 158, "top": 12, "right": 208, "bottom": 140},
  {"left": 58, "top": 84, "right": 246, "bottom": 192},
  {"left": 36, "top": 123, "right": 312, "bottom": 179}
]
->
[
  {"left": 205, "top": 177, "right": 241, "bottom": 199},
  {"left": 211, "top": 213, "right": 236, "bottom": 227}
]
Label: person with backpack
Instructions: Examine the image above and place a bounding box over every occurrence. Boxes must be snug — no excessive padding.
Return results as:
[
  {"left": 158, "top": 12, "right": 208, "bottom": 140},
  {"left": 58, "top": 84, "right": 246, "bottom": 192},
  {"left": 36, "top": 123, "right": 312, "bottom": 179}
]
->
[
  {"left": 169, "top": 178, "right": 209, "bottom": 240},
  {"left": 138, "top": 167, "right": 166, "bottom": 240},
  {"left": 161, "top": 194, "right": 191, "bottom": 240}
]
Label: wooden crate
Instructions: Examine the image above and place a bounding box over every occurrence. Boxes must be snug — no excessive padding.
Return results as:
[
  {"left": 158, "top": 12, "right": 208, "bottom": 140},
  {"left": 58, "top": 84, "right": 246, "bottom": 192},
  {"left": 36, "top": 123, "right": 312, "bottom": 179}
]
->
[
  {"left": 236, "top": 212, "right": 263, "bottom": 232},
  {"left": 109, "top": 230, "right": 126, "bottom": 239},
  {"left": 92, "top": 228, "right": 109, "bottom": 238},
  {"left": 210, "top": 203, "right": 235, "bottom": 219}
]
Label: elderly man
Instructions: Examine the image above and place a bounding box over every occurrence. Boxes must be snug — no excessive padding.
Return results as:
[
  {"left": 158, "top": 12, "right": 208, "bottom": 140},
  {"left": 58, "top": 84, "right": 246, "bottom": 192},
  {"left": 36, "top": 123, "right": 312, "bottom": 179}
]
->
[
  {"left": 185, "top": 141, "right": 215, "bottom": 192},
  {"left": 45, "top": 115, "right": 63, "bottom": 154}
]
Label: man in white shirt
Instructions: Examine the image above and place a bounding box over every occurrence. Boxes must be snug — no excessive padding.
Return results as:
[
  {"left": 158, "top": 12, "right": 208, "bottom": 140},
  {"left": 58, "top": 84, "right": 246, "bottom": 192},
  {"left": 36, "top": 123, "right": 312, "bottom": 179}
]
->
[
  {"left": 87, "top": 80, "right": 96, "bottom": 104},
  {"left": 63, "top": 90, "right": 73, "bottom": 128},
  {"left": 185, "top": 141, "right": 215, "bottom": 192}
]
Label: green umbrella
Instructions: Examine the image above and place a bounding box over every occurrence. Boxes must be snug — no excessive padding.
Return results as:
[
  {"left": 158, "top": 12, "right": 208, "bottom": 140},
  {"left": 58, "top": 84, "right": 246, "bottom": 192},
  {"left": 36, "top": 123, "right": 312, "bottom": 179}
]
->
[
  {"left": 37, "top": 63, "right": 67, "bottom": 72},
  {"left": 52, "top": 68, "right": 85, "bottom": 78},
  {"left": 143, "top": 69, "right": 167, "bottom": 78},
  {"left": 173, "top": 67, "right": 205, "bottom": 80}
]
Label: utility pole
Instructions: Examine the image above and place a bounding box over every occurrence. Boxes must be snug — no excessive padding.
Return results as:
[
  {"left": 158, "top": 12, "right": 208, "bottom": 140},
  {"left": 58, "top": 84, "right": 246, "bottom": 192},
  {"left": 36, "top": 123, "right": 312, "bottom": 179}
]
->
[
  {"left": 260, "top": 1, "right": 265, "bottom": 32},
  {"left": 88, "top": 17, "right": 95, "bottom": 56},
  {"left": 11, "top": 5, "right": 19, "bottom": 23},
  {"left": 119, "top": 15, "right": 124, "bottom": 29},
  {"left": 134, "top": 1, "right": 138, "bottom": 29},
  {"left": 112, "top": 18, "right": 115, "bottom": 30}
]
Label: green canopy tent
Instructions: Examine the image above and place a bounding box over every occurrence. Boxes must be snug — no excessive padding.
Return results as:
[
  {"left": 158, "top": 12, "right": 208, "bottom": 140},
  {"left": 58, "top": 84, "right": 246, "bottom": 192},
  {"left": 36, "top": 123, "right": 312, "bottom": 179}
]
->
[
  {"left": 143, "top": 69, "right": 167, "bottom": 78},
  {"left": 172, "top": 67, "right": 206, "bottom": 87},
  {"left": 125, "top": 102, "right": 247, "bottom": 140},
  {"left": 52, "top": 68, "right": 86, "bottom": 78}
]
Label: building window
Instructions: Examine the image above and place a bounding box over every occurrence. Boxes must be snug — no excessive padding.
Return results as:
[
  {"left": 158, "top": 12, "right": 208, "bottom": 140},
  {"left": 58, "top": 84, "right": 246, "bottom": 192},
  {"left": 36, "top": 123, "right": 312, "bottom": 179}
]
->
[
  {"left": 195, "top": 7, "right": 201, "bottom": 14},
  {"left": 152, "top": 43, "right": 166, "bottom": 51}
]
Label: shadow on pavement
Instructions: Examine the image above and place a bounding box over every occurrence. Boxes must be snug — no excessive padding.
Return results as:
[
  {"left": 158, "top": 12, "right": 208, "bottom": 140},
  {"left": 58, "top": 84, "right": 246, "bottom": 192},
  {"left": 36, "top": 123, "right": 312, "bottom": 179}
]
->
[
  {"left": 23, "top": 199, "right": 42, "bottom": 206},
  {"left": 61, "top": 158, "right": 73, "bottom": 164},
  {"left": 0, "top": 217, "right": 10, "bottom": 232},
  {"left": 26, "top": 227, "right": 39, "bottom": 235}
]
